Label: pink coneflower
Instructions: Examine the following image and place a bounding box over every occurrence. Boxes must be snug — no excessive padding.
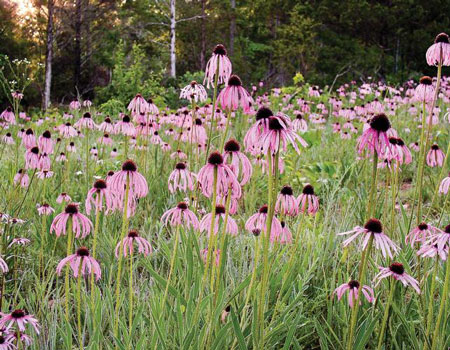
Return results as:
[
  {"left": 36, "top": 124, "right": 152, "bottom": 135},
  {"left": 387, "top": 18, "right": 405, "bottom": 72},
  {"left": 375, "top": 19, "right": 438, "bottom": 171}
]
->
[
  {"left": 333, "top": 280, "right": 375, "bottom": 308},
  {"left": 197, "top": 152, "right": 241, "bottom": 199},
  {"left": 204, "top": 44, "right": 232, "bottom": 88},
  {"left": 147, "top": 98, "right": 159, "bottom": 115},
  {"left": 74, "top": 112, "right": 96, "bottom": 129},
  {"left": 180, "top": 81, "right": 208, "bottom": 103},
  {"left": 297, "top": 184, "right": 319, "bottom": 215},
  {"left": 0, "top": 310, "right": 39, "bottom": 334},
  {"left": 128, "top": 94, "right": 149, "bottom": 115},
  {"left": 161, "top": 202, "right": 200, "bottom": 230},
  {"left": 37, "top": 170, "right": 54, "bottom": 179},
  {"left": 405, "top": 222, "right": 441, "bottom": 247},
  {"left": 168, "top": 163, "right": 195, "bottom": 193},
  {"left": 37, "top": 203, "right": 54, "bottom": 215},
  {"left": 69, "top": 100, "right": 81, "bottom": 110},
  {"left": 24, "top": 147, "right": 40, "bottom": 169},
  {"left": 98, "top": 133, "right": 113, "bottom": 146},
  {"left": 56, "top": 193, "right": 71, "bottom": 204},
  {"left": 201, "top": 248, "right": 220, "bottom": 266},
  {"left": 439, "top": 173, "right": 450, "bottom": 194},
  {"left": 261, "top": 114, "right": 308, "bottom": 155},
  {"left": 217, "top": 75, "right": 253, "bottom": 113},
  {"left": 58, "top": 122, "right": 77, "bottom": 138},
  {"left": 190, "top": 119, "right": 208, "bottom": 145},
  {"left": 0, "top": 333, "right": 15, "bottom": 349},
  {"left": 414, "top": 76, "right": 435, "bottom": 102},
  {"left": 1, "top": 133, "right": 13, "bottom": 145},
  {"left": 341, "top": 131, "right": 351, "bottom": 140},
  {"left": 110, "top": 148, "right": 118, "bottom": 158},
  {"left": 275, "top": 186, "right": 298, "bottom": 216},
  {"left": 11, "top": 90, "right": 23, "bottom": 100},
  {"left": 337, "top": 218, "right": 399, "bottom": 259},
  {"left": 108, "top": 160, "right": 148, "bottom": 198},
  {"left": 66, "top": 142, "right": 76, "bottom": 153},
  {"left": 98, "top": 117, "right": 114, "bottom": 133},
  {"left": 426, "top": 144, "right": 445, "bottom": 167},
  {"left": 150, "top": 131, "right": 162, "bottom": 145},
  {"left": 22, "top": 129, "right": 36, "bottom": 149},
  {"left": 417, "top": 243, "right": 448, "bottom": 260},
  {"left": 82, "top": 99, "right": 92, "bottom": 107},
  {"left": 409, "top": 142, "right": 420, "bottom": 152},
  {"left": 85, "top": 179, "right": 114, "bottom": 215},
  {"left": 271, "top": 221, "right": 292, "bottom": 244},
  {"left": 393, "top": 138, "right": 412, "bottom": 164},
  {"left": 8, "top": 238, "right": 31, "bottom": 247},
  {"left": 13, "top": 169, "right": 29, "bottom": 188},
  {"left": 0, "top": 257, "right": 8, "bottom": 273},
  {"left": 357, "top": 113, "right": 392, "bottom": 156},
  {"left": 115, "top": 230, "right": 152, "bottom": 257},
  {"left": 245, "top": 205, "right": 283, "bottom": 240},
  {"left": 161, "top": 143, "right": 171, "bottom": 152},
  {"left": 114, "top": 115, "right": 136, "bottom": 136},
  {"left": 333, "top": 122, "right": 341, "bottom": 133},
  {"left": 223, "top": 139, "right": 252, "bottom": 185},
  {"left": 200, "top": 204, "right": 238, "bottom": 236},
  {"left": 50, "top": 203, "right": 93, "bottom": 238},
  {"left": 426, "top": 33, "right": 450, "bottom": 66},
  {"left": 56, "top": 247, "right": 101, "bottom": 281},
  {"left": 170, "top": 149, "right": 187, "bottom": 160},
  {"left": 244, "top": 107, "right": 273, "bottom": 155},
  {"left": 38, "top": 131, "right": 54, "bottom": 154},
  {"left": 38, "top": 153, "right": 51, "bottom": 171},
  {"left": 0, "top": 107, "right": 15, "bottom": 125},
  {"left": 429, "top": 224, "right": 450, "bottom": 251},
  {"left": 373, "top": 263, "right": 420, "bottom": 294},
  {"left": 292, "top": 113, "right": 308, "bottom": 132}
]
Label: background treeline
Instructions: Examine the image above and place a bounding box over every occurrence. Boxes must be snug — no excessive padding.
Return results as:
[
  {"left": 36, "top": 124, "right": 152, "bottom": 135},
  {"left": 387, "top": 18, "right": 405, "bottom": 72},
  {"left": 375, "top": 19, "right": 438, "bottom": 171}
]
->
[{"left": 1, "top": 0, "right": 450, "bottom": 109}]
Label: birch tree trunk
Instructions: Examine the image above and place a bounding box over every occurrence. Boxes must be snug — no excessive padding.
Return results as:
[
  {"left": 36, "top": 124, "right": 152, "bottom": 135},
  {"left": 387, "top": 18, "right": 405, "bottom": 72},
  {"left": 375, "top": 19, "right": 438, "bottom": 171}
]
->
[
  {"left": 74, "top": 0, "right": 82, "bottom": 93},
  {"left": 229, "top": 0, "right": 235, "bottom": 57},
  {"left": 170, "top": 0, "right": 176, "bottom": 78},
  {"left": 43, "top": 0, "right": 54, "bottom": 110}
]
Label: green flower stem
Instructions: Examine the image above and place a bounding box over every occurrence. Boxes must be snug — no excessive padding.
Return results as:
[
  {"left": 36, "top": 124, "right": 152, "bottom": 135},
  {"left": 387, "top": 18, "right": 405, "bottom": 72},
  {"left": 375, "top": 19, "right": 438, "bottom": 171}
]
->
[
  {"left": 346, "top": 234, "right": 374, "bottom": 350},
  {"left": 64, "top": 218, "right": 73, "bottom": 321},
  {"left": 161, "top": 224, "right": 180, "bottom": 309},
  {"left": 76, "top": 259, "right": 83, "bottom": 350},
  {"left": 128, "top": 250, "right": 134, "bottom": 346},
  {"left": 113, "top": 174, "right": 130, "bottom": 339},
  {"left": 430, "top": 250, "right": 450, "bottom": 350},
  {"left": 376, "top": 280, "right": 396, "bottom": 350},
  {"left": 423, "top": 257, "right": 439, "bottom": 350},
  {"left": 204, "top": 61, "right": 220, "bottom": 161}
]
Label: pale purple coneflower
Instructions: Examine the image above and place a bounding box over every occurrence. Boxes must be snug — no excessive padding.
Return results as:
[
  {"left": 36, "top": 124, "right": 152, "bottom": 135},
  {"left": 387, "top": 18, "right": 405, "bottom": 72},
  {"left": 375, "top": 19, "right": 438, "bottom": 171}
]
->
[
  {"left": 439, "top": 173, "right": 450, "bottom": 194},
  {"left": 275, "top": 185, "right": 298, "bottom": 216},
  {"left": 417, "top": 243, "right": 448, "bottom": 260},
  {"left": 69, "top": 100, "right": 81, "bottom": 110},
  {"left": 292, "top": 113, "right": 308, "bottom": 132},
  {"left": 161, "top": 202, "right": 200, "bottom": 230},
  {"left": 1, "top": 133, "right": 13, "bottom": 145},
  {"left": 414, "top": 76, "right": 435, "bottom": 102},
  {"left": 114, "top": 115, "right": 136, "bottom": 136},
  {"left": 85, "top": 179, "right": 114, "bottom": 215},
  {"left": 245, "top": 205, "right": 283, "bottom": 240},
  {"left": 168, "top": 163, "right": 195, "bottom": 193},
  {"left": 197, "top": 152, "right": 241, "bottom": 199},
  {"left": 333, "top": 280, "right": 375, "bottom": 308},
  {"left": 260, "top": 114, "right": 308, "bottom": 155},
  {"left": 337, "top": 218, "right": 399, "bottom": 259},
  {"left": 297, "top": 184, "right": 319, "bottom": 215},
  {"left": 74, "top": 112, "right": 96, "bottom": 130},
  {"left": 244, "top": 107, "right": 273, "bottom": 155},
  {"left": 426, "top": 32, "right": 450, "bottom": 66},
  {"left": 0, "top": 310, "right": 39, "bottom": 334},
  {"left": 127, "top": 94, "right": 149, "bottom": 115},
  {"left": 37, "top": 203, "right": 54, "bottom": 216},
  {"left": 22, "top": 129, "right": 36, "bottom": 149},
  {"left": 426, "top": 144, "right": 445, "bottom": 167},
  {"left": 405, "top": 222, "right": 441, "bottom": 247},
  {"left": 98, "top": 133, "right": 113, "bottom": 146},
  {"left": 204, "top": 44, "right": 232, "bottom": 88},
  {"left": 201, "top": 248, "right": 220, "bottom": 266},
  {"left": 199, "top": 205, "right": 238, "bottom": 236},
  {"left": 24, "top": 147, "right": 40, "bottom": 169},
  {"left": 217, "top": 75, "right": 253, "bottom": 113},
  {"left": 56, "top": 193, "right": 71, "bottom": 204},
  {"left": 0, "top": 333, "right": 15, "bottom": 350},
  {"left": 373, "top": 262, "right": 420, "bottom": 294},
  {"left": 13, "top": 169, "right": 29, "bottom": 188},
  {"left": 0, "top": 257, "right": 8, "bottom": 273},
  {"left": 98, "top": 117, "right": 114, "bottom": 133},
  {"left": 428, "top": 224, "right": 450, "bottom": 251},
  {"left": 56, "top": 247, "right": 101, "bottom": 281},
  {"left": 357, "top": 113, "right": 392, "bottom": 156},
  {"left": 0, "top": 107, "right": 15, "bottom": 125},
  {"left": 223, "top": 139, "right": 252, "bottom": 185},
  {"left": 271, "top": 221, "right": 292, "bottom": 244},
  {"left": 180, "top": 81, "right": 208, "bottom": 103},
  {"left": 107, "top": 160, "right": 148, "bottom": 198},
  {"left": 58, "top": 122, "right": 77, "bottom": 138},
  {"left": 170, "top": 150, "right": 187, "bottom": 160},
  {"left": 50, "top": 203, "right": 93, "bottom": 238},
  {"left": 8, "top": 238, "right": 30, "bottom": 247},
  {"left": 115, "top": 230, "right": 152, "bottom": 257},
  {"left": 38, "top": 131, "right": 54, "bottom": 154}
]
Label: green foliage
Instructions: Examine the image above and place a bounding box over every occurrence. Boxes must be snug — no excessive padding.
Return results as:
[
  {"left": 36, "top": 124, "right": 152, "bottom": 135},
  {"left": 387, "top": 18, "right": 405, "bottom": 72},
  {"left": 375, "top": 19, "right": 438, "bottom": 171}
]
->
[{"left": 95, "top": 42, "right": 167, "bottom": 107}]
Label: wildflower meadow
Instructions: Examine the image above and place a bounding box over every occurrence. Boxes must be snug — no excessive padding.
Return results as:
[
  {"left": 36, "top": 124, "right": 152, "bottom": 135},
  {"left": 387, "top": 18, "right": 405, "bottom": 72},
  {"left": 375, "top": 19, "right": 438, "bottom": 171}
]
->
[{"left": 0, "top": 3, "right": 450, "bottom": 349}]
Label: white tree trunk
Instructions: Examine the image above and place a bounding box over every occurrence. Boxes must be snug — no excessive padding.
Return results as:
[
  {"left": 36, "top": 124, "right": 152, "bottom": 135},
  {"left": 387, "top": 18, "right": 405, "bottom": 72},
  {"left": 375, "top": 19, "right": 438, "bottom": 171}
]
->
[
  {"left": 43, "top": 0, "right": 54, "bottom": 110},
  {"left": 170, "top": 0, "right": 176, "bottom": 78}
]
